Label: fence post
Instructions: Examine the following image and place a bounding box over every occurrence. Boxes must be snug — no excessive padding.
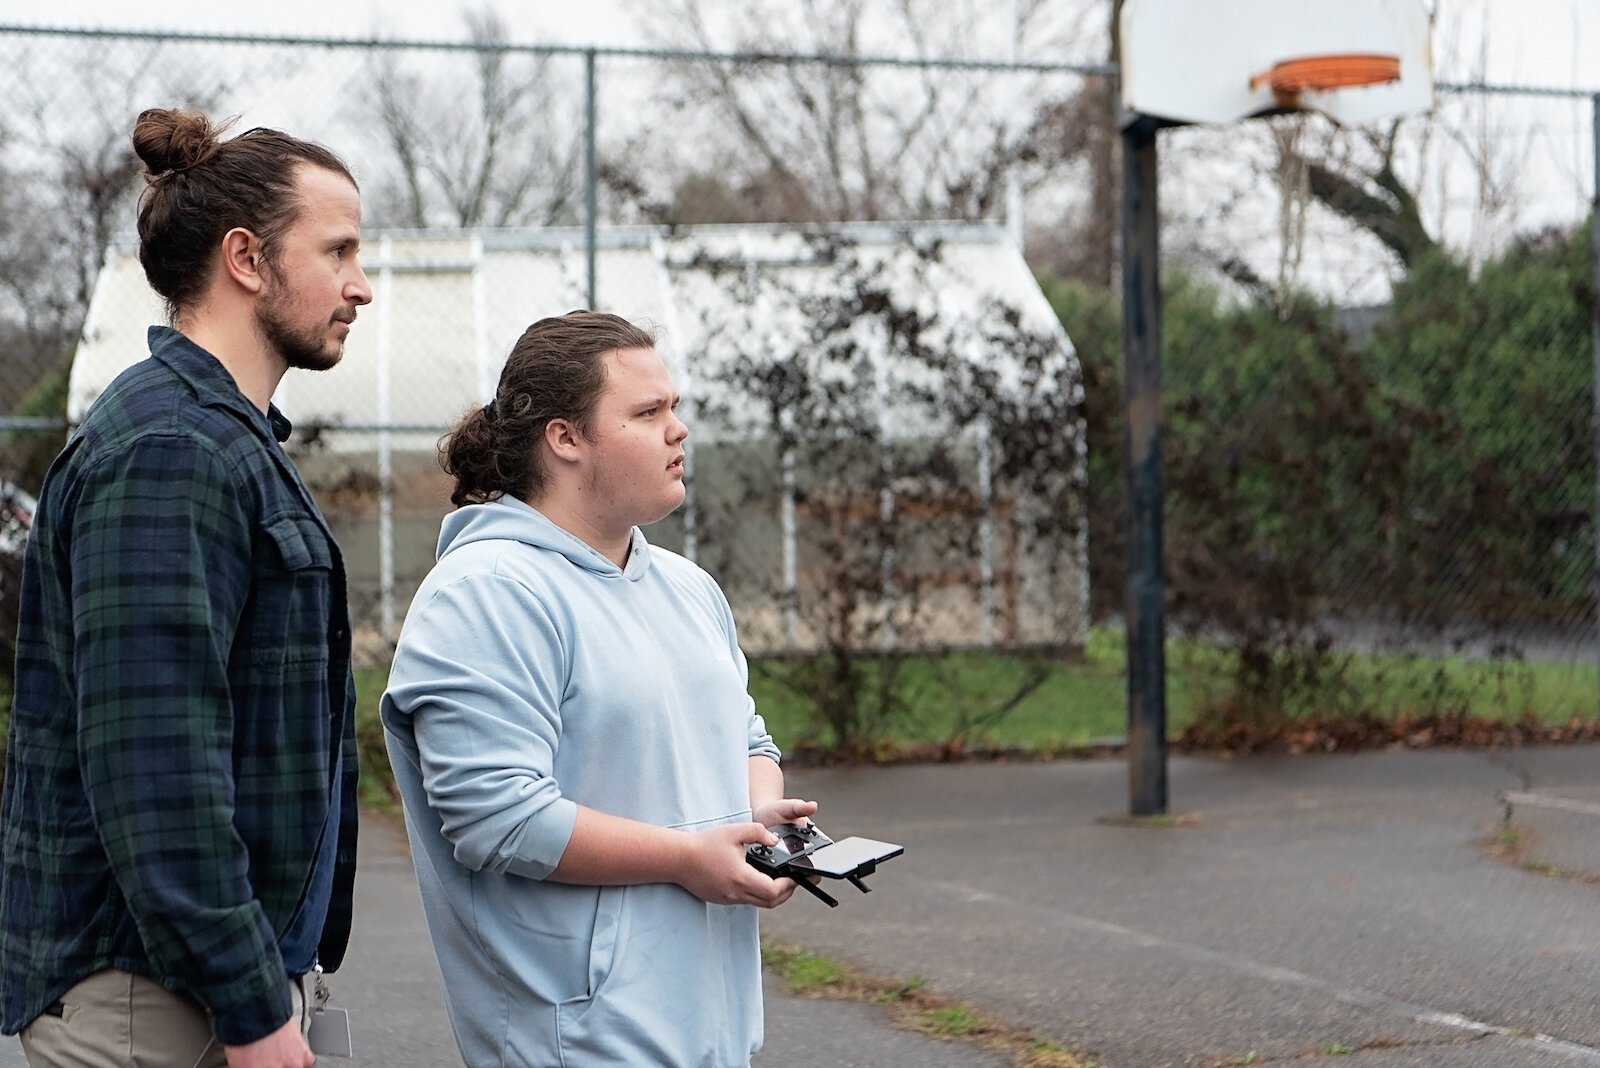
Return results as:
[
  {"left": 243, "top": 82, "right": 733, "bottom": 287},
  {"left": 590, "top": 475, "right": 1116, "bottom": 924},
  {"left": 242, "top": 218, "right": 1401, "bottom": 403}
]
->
[
  {"left": 585, "top": 48, "right": 599, "bottom": 310},
  {"left": 1120, "top": 114, "right": 1168, "bottom": 816},
  {"left": 376, "top": 236, "right": 396, "bottom": 646}
]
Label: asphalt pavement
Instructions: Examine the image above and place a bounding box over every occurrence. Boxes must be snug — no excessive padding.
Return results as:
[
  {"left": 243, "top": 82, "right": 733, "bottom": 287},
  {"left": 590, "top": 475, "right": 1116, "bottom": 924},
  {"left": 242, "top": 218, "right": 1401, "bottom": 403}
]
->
[
  {"left": 3, "top": 744, "right": 1599, "bottom": 1067},
  {"left": 763, "top": 745, "right": 1600, "bottom": 1067}
]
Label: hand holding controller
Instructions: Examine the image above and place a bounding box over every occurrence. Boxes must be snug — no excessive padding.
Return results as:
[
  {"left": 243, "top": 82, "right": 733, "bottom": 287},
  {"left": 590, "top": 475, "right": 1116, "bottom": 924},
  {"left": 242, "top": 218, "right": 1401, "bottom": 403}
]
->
[{"left": 746, "top": 822, "right": 903, "bottom": 907}]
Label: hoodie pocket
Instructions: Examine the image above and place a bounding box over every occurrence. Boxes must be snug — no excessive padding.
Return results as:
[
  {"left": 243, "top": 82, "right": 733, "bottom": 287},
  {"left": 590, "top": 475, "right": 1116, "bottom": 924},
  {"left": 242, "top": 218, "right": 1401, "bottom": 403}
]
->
[
  {"left": 555, "top": 883, "right": 625, "bottom": 1023},
  {"left": 551, "top": 874, "right": 764, "bottom": 1066}
]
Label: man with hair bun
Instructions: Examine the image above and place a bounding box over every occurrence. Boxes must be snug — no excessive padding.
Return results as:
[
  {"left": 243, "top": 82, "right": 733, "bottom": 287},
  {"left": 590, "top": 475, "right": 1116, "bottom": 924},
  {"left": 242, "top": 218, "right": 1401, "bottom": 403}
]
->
[{"left": 0, "top": 107, "right": 371, "bottom": 1068}]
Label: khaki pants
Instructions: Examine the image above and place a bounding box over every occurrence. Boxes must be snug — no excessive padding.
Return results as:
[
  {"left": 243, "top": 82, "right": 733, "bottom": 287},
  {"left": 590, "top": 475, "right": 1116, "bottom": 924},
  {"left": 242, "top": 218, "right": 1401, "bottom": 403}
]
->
[{"left": 19, "top": 969, "right": 309, "bottom": 1068}]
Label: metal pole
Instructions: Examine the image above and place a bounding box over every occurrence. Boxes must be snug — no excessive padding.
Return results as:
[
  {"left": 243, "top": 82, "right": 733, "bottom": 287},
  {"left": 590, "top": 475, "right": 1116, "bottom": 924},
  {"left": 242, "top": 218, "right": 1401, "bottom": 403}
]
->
[
  {"left": 471, "top": 234, "right": 491, "bottom": 403},
  {"left": 1591, "top": 93, "right": 1600, "bottom": 714},
  {"left": 876, "top": 320, "right": 897, "bottom": 653},
  {"left": 1120, "top": 114, "right": 1167, "bottom": 816},
  {"left": 1004, "top": 0, "right": 1024, "bottom": 249},
  {"left": 976, "top": 416, "right": 996, "bottom": 647},
  {"left": 585, "top": 48, "right": 598, "bottom": 309},
  {"left": 376, "top": 237, "right": 397, "bottom": 647},
  {"left": 781, "top": 427, "right": 799, "bottom": 648}
]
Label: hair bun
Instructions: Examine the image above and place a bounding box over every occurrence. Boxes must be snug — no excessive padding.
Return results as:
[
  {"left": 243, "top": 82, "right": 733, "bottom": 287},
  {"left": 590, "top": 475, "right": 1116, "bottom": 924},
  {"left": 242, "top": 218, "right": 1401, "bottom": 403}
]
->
[{"left": 131, "top": 108, "right": 235, "bottom": 177}]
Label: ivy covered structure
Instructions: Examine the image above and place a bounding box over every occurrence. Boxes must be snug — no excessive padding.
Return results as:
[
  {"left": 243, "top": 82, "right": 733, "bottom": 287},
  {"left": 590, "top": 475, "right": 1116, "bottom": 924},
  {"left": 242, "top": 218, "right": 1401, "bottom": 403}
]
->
[{"left": 73, "top": 222, "right": 1087, "bottom": 662}]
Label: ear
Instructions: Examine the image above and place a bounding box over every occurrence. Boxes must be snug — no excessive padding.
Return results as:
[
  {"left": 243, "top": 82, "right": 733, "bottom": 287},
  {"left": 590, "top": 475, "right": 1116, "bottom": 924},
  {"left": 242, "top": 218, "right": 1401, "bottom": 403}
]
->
[
  {"left": 544, "top": 417, "right": 584, "bottom": 465},
  {"left": 219, "top": 227, "right": 267, "bottom": 295}
]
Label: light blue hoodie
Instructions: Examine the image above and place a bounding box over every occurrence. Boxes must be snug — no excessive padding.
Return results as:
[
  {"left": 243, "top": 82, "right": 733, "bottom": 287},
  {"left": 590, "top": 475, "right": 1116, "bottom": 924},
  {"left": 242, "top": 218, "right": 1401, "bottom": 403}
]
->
[{"left": 382, "top": 497, "right": 781, "bottom": 1067}]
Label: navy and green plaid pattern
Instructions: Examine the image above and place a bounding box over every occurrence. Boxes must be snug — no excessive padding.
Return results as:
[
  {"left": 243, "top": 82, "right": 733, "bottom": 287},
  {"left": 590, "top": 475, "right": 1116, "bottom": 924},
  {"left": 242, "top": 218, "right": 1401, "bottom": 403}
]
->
[{"left": 0, "top": 327, "right": 358, "bottom": 1046}]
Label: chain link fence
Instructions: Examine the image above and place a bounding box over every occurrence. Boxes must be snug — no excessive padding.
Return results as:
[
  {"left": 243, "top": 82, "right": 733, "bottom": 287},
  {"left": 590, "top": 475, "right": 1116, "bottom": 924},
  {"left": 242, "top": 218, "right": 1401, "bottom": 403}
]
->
[
  {"left": 1144, "top": 85, "right": 1600, "bottom": 733},
  {"left": 0, "top": 23, "right": 1595, "bottom": 735}
]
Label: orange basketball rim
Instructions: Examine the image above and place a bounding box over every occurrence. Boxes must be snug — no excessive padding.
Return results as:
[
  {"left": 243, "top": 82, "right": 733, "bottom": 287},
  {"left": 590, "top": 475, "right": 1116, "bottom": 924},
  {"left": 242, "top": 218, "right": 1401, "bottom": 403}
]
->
[{"left": 1250, "top": 53, "right": 1403, "bottom": 107}]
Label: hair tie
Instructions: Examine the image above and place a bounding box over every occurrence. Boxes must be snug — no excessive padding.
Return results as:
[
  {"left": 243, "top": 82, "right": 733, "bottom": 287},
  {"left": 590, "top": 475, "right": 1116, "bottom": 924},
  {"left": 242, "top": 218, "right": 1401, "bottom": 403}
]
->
[{"left": 152, "top": 144, "right": 223, "bottom": 181}]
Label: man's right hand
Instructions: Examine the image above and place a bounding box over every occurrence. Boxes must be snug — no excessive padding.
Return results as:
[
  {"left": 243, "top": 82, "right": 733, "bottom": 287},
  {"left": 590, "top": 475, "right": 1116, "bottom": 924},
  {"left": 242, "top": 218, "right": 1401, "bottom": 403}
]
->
[{"left": 224, "top": 1018, "right": 315, "bottom": 1068}]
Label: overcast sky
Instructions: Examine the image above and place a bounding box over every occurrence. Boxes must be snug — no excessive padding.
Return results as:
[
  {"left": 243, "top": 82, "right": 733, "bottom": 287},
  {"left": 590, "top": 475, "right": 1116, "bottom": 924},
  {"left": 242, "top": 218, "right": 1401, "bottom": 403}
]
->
[
  {"left": 4, "top": 0, "right": 1593, "bottom": 305},
  {"left": 7, "top": 0, "right": 637, "bottom": 47},
  {"left": 3, "top": 0, "right": 1595, "bottom": 90}
]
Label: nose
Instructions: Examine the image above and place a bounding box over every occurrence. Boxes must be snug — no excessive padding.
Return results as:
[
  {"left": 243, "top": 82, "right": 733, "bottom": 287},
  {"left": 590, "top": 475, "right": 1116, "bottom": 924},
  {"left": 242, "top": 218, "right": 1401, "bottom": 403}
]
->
[
  {"left": 670, "top": 412, "right": 689, "bottom": 444},
  {"left": 347, "top": 259, "right": 373, "bottom": 306}
]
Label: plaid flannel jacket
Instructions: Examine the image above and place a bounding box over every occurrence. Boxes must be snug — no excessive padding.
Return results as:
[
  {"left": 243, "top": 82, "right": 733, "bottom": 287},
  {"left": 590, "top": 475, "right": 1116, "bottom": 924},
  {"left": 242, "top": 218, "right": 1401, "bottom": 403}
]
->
[{"left": 0, "top": 327, "right": 359, "bottom": 1046}]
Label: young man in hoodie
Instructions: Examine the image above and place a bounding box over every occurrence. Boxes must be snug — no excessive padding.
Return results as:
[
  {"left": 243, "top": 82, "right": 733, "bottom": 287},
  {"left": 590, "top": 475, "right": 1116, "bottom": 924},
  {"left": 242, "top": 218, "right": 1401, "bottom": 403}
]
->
[{"left": 382, "top": 310, "right": 817, "bottom": 1067}]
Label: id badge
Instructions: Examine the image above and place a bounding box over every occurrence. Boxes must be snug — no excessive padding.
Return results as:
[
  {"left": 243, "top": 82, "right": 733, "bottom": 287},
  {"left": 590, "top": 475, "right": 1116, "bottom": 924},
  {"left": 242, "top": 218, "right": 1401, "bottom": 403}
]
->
[
  {"left": 308, "top": 968, "right": 354, "bottom": 1057},
  {"left": 308, "top": 1006, "right": 354, "bottom": 1057}
]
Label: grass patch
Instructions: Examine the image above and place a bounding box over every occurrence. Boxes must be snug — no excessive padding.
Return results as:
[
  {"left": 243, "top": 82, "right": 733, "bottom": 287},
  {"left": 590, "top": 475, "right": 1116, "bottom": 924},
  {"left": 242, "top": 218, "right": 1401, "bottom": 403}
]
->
[
  {"left": 11, "top": 627, "right": 1599, "bottom": 806},
  {"left": 876, "top": 975, "right": 927, "bottom": 1003},
  {"left": 1026, "top": 1039, "right": 1091, "bottom": 1067},
  {"left": 760, "top": 943, "right": 846, "bottom": 993},
  {"left": 917, "top": 1004, "right": 985, "bottom": 1037},
  {"left": 745, "top": 627, "right": 1600, "bottom": 755},
  {"left": 761, "top": 940, "right": 1094, "bottom": 1067},
  {"left": 355, "top": 667, "right": 397, "bottom": 810},
  {"left": 748, "top": 630, "right": 1132, "bottom": 752},
  {"left": 1187, "top": 641, "right": 1600, "bottom": 727}
]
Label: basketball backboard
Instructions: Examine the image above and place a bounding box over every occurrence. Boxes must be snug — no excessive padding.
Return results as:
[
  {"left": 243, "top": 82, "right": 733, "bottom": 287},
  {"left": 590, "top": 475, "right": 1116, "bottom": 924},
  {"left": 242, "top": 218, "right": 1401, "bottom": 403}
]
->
[{"left": 1118, "top": 0, "right": 1434, "bottom": 127}]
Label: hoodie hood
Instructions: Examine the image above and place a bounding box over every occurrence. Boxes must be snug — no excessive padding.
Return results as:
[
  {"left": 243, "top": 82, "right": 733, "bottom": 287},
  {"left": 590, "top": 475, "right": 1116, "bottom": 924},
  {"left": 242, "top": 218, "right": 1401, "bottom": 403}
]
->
[{"left": 436, "top": 496, "right": 652, "bottom": 581}]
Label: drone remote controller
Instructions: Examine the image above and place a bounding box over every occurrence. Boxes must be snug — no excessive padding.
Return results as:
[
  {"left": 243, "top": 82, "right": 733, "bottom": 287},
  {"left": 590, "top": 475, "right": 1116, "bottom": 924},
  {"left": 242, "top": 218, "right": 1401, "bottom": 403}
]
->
[{"left": 747, "top": 822, "right": 903, "bottom": 907}]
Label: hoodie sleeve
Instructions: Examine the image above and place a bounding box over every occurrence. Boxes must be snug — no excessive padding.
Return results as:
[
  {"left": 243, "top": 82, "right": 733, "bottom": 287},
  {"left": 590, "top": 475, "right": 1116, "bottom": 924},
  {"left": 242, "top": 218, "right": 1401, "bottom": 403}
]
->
[{"left": 383, "top": 572, "right": 579, "bottom": 879}]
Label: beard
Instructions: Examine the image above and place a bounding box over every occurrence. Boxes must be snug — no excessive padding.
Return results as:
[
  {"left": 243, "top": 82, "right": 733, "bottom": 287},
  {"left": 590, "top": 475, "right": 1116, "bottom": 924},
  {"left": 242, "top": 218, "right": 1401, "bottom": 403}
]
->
[{"left": 255, "top": 283, "right": 347, "bottom": 372}]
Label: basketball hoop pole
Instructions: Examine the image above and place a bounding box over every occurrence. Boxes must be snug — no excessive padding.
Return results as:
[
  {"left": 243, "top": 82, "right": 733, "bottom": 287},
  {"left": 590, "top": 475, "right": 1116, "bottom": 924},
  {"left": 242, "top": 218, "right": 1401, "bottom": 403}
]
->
[
  {"left": 1117, "top": 69, "right": 1404, "bottom": 820},
  {"left": 1119, "top": 111, "right": 1169, "bottom": 817},
  {"left": 1590, "top": 92, "right": 1600, "bottom": 718},
  {"left": 1113, "top": 0, "right": 1434, "bottom": 817}
]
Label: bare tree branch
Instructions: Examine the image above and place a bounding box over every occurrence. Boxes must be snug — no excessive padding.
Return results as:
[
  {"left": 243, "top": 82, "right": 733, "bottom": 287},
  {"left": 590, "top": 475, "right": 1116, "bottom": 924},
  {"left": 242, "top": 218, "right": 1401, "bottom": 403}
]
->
[
  {"left": 363, "top": 8, "right": 580, "bottom": 230},
  {"left": 628, "top": 0, "right": 1101, "bottom": 233}
]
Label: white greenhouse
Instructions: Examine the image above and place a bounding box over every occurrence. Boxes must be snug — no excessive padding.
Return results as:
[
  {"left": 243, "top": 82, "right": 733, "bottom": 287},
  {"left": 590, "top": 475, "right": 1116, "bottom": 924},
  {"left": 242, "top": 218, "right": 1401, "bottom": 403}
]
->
[{"left": 73, "top": 222, "right": 1086, "bottom": 659}]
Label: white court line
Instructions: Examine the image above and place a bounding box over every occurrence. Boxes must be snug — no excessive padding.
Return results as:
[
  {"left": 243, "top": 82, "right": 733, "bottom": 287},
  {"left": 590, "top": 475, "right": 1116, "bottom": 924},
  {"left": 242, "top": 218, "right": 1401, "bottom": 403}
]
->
[{"left": 926, "top": 878, "right": 1600, "bottom": 1063}]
